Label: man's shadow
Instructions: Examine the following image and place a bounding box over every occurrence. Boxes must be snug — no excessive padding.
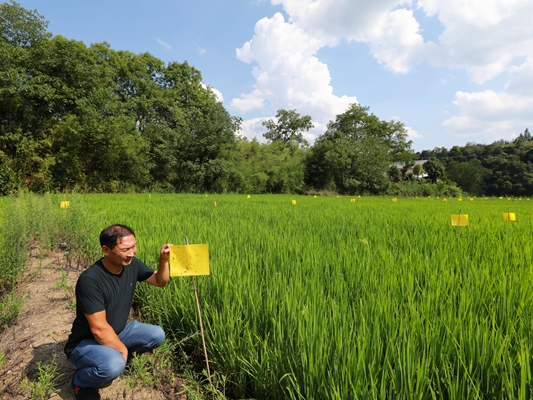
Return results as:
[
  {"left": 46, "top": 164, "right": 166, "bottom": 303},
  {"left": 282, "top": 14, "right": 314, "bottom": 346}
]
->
[{"left": 25, "top": 341, "right": 75, "bottom": 399}]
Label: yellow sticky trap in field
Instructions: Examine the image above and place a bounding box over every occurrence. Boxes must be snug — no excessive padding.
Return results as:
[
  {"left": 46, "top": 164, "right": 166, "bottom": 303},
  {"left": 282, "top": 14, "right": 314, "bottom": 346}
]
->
[
  {"left": 351, "top": 199, "right": 355, "bottom": 203},
  {"left": 214, "top": 201, "right": 217, "bottom": 207},
  {"left": 443, "top": 198, "right": 447, "bottom": 202},
  {"left": 503, "top": 213, "right": 516, "bottom": 221},
  {"left": 392, "top": 198, "right": 397, "bottom": 202},
  {"left": 247, "top": 195, "right": 250, "bottom": 199},
  {"left": 291, "top": 199, "right": 296, "bottom": 205},
  {"left": 451, "top": 214, "right": 468, "bottom": 226},
  {"left": 170, "top": 244, "right": 210, "bottom": 276},
  {"left": 60, "top": 201, "right": 70, "bottom": 209}
]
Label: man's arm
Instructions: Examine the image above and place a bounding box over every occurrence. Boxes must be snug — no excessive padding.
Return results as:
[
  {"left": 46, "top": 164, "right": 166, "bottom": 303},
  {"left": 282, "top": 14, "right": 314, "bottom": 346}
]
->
[
  {"left": 85, "top": 310, "right": 128, "bottom": 362},
  {"left": 143, "top": 244, "right": 172, "bottom": 287}
]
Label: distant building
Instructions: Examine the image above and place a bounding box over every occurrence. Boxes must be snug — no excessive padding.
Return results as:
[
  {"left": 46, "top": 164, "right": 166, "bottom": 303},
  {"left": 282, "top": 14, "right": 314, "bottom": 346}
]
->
[{"left": 391, "top": 160, "right": 428, "bottom": 179}]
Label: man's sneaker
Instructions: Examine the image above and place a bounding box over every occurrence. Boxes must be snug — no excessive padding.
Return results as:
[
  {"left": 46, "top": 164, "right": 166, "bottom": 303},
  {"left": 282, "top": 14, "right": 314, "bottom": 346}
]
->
[
  {"left": 96, "top": 380, "right": 113, "bottom": 389},
  {"left": 69, "top": 375, "right": 101, "bottom": 400}
]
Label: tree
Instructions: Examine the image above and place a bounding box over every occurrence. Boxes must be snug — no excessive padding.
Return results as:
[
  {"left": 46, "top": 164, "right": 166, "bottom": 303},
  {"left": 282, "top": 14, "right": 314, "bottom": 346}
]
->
[
  {"left": 423, "top": 160, "right": 445, "bottom": 183},
  {"left": 228, "top": 138, "right": 306, "bottom": 193},
  {"left": 0, "top": 1, "right": 49, "bottom": 47},
  {"left": 262, "top": 109, "right": 313, "bottom": 146},
  {"left": 387, "top": 165, "right": 402, "bottom": 183},
  {"left": 401, "top": 160, "right": 415, "bottom": 181},
  {"left": 306, "top": 104, "right": 412, "bottom": 194},
  {"left": 160, "top": 61, "right": 240, "bottom": 192},
  {"left": 446, "top": 160, "right": 487, "bottom": 195},
  {"left": 412, "top": 164, "right": 423, "bottom": 179}
]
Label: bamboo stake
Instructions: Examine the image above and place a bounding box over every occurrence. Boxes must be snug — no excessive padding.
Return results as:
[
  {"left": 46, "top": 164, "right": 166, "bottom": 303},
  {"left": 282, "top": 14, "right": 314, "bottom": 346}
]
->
[{"left": 184, "top": 236, "right": 212, "bottom": 388}]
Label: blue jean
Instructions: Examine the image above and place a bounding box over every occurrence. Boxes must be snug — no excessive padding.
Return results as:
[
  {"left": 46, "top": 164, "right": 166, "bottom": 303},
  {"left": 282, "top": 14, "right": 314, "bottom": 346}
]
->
[{"left": 68, "top": 321, "right": 165, "bottom": 388}]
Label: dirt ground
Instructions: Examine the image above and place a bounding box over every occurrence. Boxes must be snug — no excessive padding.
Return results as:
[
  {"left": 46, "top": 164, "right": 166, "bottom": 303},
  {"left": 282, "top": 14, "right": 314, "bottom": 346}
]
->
[{"left": 0, "top": 245, "right": 187, "bottom": 399}]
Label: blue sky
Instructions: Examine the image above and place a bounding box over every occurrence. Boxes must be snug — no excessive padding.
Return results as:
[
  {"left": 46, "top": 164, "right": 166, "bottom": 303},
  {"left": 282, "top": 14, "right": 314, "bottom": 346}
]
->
[{"left": 14, "top": 0, "right": 533, "bottom": 152}]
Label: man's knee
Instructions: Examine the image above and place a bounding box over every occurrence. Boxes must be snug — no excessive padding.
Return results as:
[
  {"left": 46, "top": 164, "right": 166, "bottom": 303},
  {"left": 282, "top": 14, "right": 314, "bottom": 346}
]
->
[
  {"left": 98, "top": 354, "right": 126, "bottom": 380},
  {"left": 150, "top": 325, "right": 165, "bottom": 349}
]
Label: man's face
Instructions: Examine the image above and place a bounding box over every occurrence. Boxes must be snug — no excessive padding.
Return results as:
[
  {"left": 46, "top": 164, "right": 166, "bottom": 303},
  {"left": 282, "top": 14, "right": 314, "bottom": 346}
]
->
[{"left": 103, "top": 234, "right": 137, "bottom": 267}]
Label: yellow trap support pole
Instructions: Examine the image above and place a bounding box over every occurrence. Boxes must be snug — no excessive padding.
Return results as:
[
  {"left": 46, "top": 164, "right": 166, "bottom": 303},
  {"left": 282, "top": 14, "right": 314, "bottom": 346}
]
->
[{"left": 183, "top": 236, "right": 212, "bottom": 388}]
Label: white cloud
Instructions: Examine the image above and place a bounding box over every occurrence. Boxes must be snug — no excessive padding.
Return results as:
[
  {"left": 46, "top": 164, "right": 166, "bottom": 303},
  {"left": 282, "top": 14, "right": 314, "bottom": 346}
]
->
[
  {"left": 406, "top": 126, "right": 422, "bottom": 139},
  {"left": 233, "top": 0, "right": 533, "bottom": 146},
  {"left": 156, "top": 38, "right": 172, "bottom": 50},
  {"left": 238, "top": 117, "right": 269, "bottom": 141},
  {"left": 201, "top": 83, "right": 224, "bottom": 102},
  {"left": 443, "top": 58, "right": 533, "bottom": 141},
  {"left": 368, "top": 8, "right": 436, "bottom": 73},
  {"left": 270, "top": 0, "right": 533, "bottom": 82},
  {"left": 230, "top": 12, "right": 356, "bottom": 142}
]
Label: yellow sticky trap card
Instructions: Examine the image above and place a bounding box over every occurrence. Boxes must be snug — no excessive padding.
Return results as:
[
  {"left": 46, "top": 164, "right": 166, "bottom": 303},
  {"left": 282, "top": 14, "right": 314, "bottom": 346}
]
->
[
  {"left": 451, "top": 214, "right": 468, "bottom": 226},
  {"left": 170, "top": 244, "right": 209, "bottom": 276},
  {"left": 60, "top": 201, "right": 70, "bottom": 209},
  {"left": 503, "top": 213, "right": 516, "bottom": 221}
]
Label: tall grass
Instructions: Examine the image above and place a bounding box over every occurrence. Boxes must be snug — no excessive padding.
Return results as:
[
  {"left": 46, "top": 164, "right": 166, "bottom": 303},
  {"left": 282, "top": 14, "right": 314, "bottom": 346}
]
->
[
  {"left": 71, "top": 194, "right": 533, "bottom": 399},
  {"left": 0, "top": 192, "right": 101, "bottom": 330}
]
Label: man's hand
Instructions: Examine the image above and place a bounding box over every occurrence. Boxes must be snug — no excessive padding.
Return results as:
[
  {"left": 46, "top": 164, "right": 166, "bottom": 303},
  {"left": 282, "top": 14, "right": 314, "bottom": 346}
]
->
[
  {"left": 159, "top": 244, "right": 172, "bottom": 263},
  {"left": 144, "top": 244, "right": 172, "bottom": 287}
]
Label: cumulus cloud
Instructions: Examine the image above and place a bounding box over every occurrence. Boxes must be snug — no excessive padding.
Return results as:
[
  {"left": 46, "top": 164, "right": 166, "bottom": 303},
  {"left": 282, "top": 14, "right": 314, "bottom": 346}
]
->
[
  {"left": 271, "top": 0, "right": 533, "bottom": 82},
  {"left": 443, "top": 57, "right": 533, "bottom": 141},
  {"left": 405, "top": 126, "right": 423, "bottom": 139},
  {"left": 201, "top": 83, "right": 224, "bottom": 103},
  {"left": 238, "top": 117, "right": 269, "bottom": 141},
  {"left": 230, "top": 12, "right": 356, "bottom": 141},
  {"left": 233, "top": 0, "right": 533, "bottom": 144},
  {"left": 423, "top": 0, "right": 533, "bottom": 83}
]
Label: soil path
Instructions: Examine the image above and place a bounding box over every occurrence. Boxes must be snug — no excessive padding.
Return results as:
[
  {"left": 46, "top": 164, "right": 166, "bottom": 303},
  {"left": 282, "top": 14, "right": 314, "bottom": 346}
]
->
[{"left": 0, "top": 245, "right": 185, "bottom": 399}]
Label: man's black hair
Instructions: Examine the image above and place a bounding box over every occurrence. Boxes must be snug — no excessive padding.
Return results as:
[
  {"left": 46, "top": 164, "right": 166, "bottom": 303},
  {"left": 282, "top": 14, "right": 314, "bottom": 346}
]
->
[{"left": 99, "top": 224, "right": 135, "bottom": 249}]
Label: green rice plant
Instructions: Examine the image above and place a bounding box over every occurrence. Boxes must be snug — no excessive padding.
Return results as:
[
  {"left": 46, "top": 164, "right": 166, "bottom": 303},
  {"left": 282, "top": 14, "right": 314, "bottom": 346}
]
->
[{"left": 49, "top": 194, "right": 533, "bottom": 399}]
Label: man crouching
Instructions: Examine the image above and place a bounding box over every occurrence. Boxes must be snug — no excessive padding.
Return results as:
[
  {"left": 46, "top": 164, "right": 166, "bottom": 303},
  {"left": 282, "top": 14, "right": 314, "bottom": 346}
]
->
[{"left": 64, "top": 224, "right": 172, "bottom": 399}]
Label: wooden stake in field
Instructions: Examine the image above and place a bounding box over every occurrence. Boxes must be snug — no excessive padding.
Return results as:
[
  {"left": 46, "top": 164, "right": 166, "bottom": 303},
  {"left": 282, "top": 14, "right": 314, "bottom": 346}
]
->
[{"left": 169, "top": 237, "right": 212, "bottom": 389}]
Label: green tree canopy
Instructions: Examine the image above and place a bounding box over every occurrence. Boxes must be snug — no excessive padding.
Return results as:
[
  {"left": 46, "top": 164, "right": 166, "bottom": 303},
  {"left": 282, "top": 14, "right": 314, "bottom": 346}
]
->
[
  {"left": 423, "top": 160, "right": 445, "bottom": 184},
  {"left": 306, "top": 104, "right": 413, "bottom": 194},
  {"left": 262, "top": 109, "right": 314, "bottom": 146}
]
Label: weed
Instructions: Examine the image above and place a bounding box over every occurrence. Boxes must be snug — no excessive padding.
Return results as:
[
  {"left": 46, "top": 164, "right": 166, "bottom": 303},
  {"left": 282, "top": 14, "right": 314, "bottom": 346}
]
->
[
  {"left": 0, "top": 350, "right": 6, "bottom": 367},
  {"left": 21, "top": 354, "right": 62, "bottom": 400},
  {"left": 0, "top": 291, "right": 25, "bottom": 327},
  {"left": 123, "top": 340, "right": 175, "bottom": 390},
  {"left": 52, "top": 268, "right": 73, "bottom": 295},
  {"left": 66, "top": 299, "right": 76, "bottom": 311}
]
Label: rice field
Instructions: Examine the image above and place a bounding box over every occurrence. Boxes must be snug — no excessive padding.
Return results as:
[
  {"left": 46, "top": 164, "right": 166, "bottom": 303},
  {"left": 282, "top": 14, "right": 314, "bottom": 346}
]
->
[{"left": 52, "top": 194, "right": 533, "bottom": 399}]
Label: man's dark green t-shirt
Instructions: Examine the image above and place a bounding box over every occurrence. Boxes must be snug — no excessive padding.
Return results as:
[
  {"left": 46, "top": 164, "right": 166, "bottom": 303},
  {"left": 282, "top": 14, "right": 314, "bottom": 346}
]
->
[{"left": 64, "top": 257, "right": 154, "bottom": 358}]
